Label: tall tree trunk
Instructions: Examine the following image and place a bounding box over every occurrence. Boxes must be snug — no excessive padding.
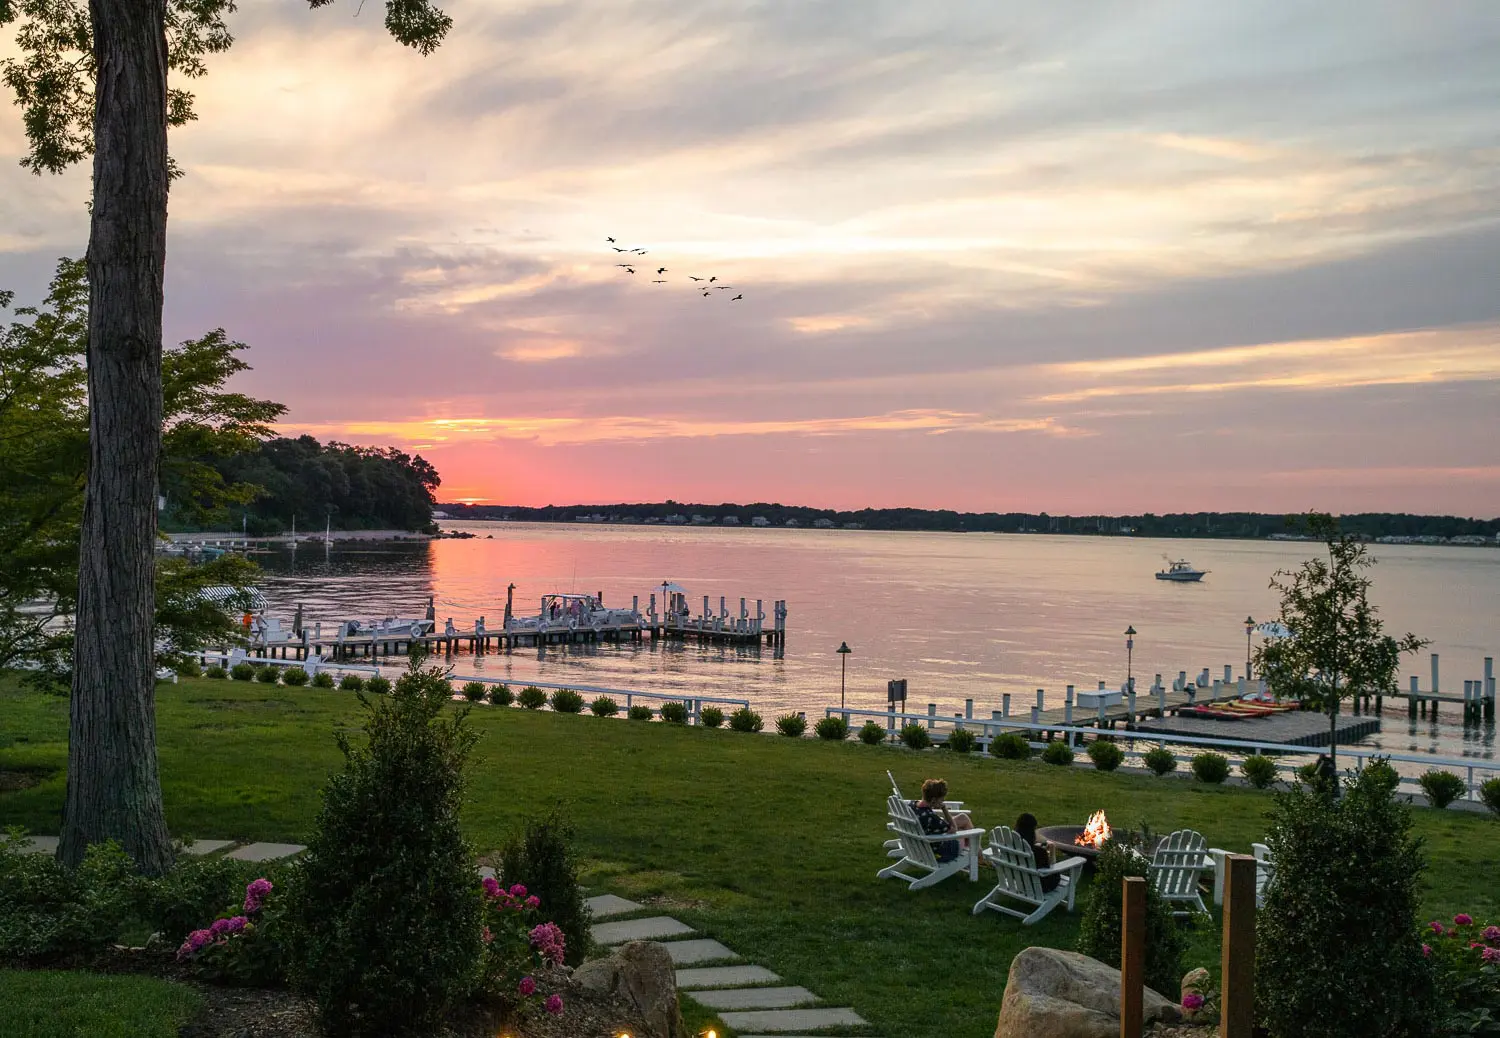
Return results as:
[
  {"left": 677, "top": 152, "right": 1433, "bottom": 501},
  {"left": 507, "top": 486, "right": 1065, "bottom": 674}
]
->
[{"left": 58, "top": 0, "right": 173, "bottom": 874}]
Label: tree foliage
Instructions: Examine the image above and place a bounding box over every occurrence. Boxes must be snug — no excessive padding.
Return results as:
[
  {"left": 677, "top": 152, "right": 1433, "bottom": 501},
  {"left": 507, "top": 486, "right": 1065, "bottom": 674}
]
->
[{"left": 1255, "top": 513, "right": 1427, "bottom": 768}]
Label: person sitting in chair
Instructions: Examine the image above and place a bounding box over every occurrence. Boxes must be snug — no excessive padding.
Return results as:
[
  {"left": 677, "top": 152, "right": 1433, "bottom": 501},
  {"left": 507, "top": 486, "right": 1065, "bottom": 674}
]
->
[
  {"left": 1013, "top": 813, "right": 1060, "bottom": 892},
  {"left": 912, "top": 779, "right": 974, "bottom": 863}
]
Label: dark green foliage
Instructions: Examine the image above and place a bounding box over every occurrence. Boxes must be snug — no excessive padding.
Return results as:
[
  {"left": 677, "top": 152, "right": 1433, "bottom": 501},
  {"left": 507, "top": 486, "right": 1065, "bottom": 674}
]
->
[
  {"left": 1143, "top": 746, "right": 1177, "bottom": 776},
  {"left": 230, "top": 662, "right": 255, "bottom": 681},
  {"left": 729, "top": 707, "right": 763, "bottom": 732},
  {"left": 488, "top": 684, "right": 512, "bottom": 707},
  {"left": 658, "top": 701, "right": 687, "bottom": 724},
  {"left": 814, "top": 716, "right": 849, "bottom": 741},
  {"left": 311, "top": 671, "right": 335, "bottom": 688},
  {"left": 133, "top": 852, "right": 244, "bottom": 944},
  {"left": 549, "top": 688, "right": 585, "bottom": 714},
  {"left": 497, "top": 810, "right": 589, "bottom": 967},
  {"left": 858, "top": 720, "right": 886, "bottom": 745},
  {"left": 1041, "top": 740, "right": 1075, "bottom": 766},
  {"left": 1191, "top": 751, "right": 1229, "bottom": 784},
  {"left": 899, "top": 722, "right": 931, "bottom": 750},
  {"left": 517, "top": 686, "right": 547, "bottom": 710},
  {"left": 280, "top": 667, "right": 308, "bottom": 687},
  {"left": 460, "top": 681, "right": 486, "bottom": 702},
  {"left": 338, "top": 674, "right": 364, "bottom": 692},
  {"left": 1420, "top": 770, "right": 1466, "bottom": 810},
  {"left": 286, "top": 660, "right": 482, "bottom": 1037},
  {"left": 945, "top": 727, "right": 976, "bottom": 753},
  {"left": 627, "top": 704, "right": 653, "bottom": 721},
  {"left": 1077, "top": 839, "right": 1186, "bottom": 998},
  {"left": 1481, "top": 778, "right": 1500, "bottom": 818},
  {"left": 699, "top": 705, "right": 724, "bottom": 728},
  {"left": 175, "top": 658, "right": 202, "bottom": 678},
  {"left": 1258, "top": 765, "right": 1437, "bottom": 1038},
  {"left": 1240, "top": 754, "right": 1279, "bottom": 789},
  {"left": 775, "top": 713, "right": 807, "bottom": 737},
  {"left": 990, "top": 732, "right": 1031, "bottom": 759},
  {"left": 204, "top": 665, "right": 227, "bottom": 680},
  {"left": 1087, "top": 740, "right": 1124, "bottom": 771},
  {"left": 254, "top": 666, "right": 279, "bottom": 684},
  {"left": 0, "top": 834, "right": 136, "bottom": 963},
  {"left": 1364, "top": 757, "right": 1400, "bottom": 795},
  {"left": 364, "top": 676, "right": 391, "bottom": 696},
  {"left": 589, "top": 695, "right": 618, "bottom": 717}
]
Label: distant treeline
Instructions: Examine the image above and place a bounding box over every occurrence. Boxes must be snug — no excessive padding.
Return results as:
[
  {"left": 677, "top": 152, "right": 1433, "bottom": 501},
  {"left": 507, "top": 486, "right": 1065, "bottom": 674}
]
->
[
  {"left": 177, "top": 435, "right": 441, "bottom": 534},
  {"left": 437, "top": 502, "right": 1500, "bottom": 541}
]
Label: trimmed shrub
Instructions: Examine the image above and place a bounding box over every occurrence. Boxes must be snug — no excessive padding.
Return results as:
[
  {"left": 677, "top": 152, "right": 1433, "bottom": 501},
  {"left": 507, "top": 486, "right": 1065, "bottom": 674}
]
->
[
  {"left": 0, "top": 836, "right": 137, "bottom": 963},
  {"left": 550, "top": 689, "right": 585, "bottom": 714},
  {"left": 1364, "top": 757, "right": 1400, "bottom": 795},
  {"left": 286, "top": 660, "right": 484, "bottom": 1036},
  {"left": 814, "top": 716, "right": 849, "bottom": 741},
  {"left": 497, "top": 810, "right": 590, "bottom": 967},
  {"left": 1481, "top": 777, "right": 1500, "bottom": 817},
  {"left": 589, "top": 696, "right": 619, "bottom": 717},
  {"left": 899, "top": 722, "right": 931, "bottom": 750},
  {"left": 1077, "top": 839, "right": 1186, "bottom": 998},
  {"left": 1297, "top": 761, "right": 1322, "bottom": 786},
  {"left": 230, "top": 662, "right": 256, "bottom": 681},
  {"left": 945, "top": 728, "right": 977, "bottom": 753},
  {"left": 729, "top": 707, "right": 763, "bottom": 733},
  {"left": 338, "top": 673, "right": 364, "bottom": 692},
  {"left": 990, "top": 732, "right": 1032, "bottom": 760},
  {"left": 1240, "top": 754, "right": 1278, "bottom": 789},
  {"left": 281, "top": 667, "right": 309, "bottom": 687},
  {"left": 659, "top": 701, "right": 687, "bottom": 724},
  {"left": 1087, "top": 740, "right": 1124, "bottom": 771},
  {"left": 517, "top": 686, "right": 547, "bottom": 710},
  {"left": 1258, "top": 763, "right": 1437, "bottom": 1038},
  {"left": 461, "top": 681, "right": 487, "bottom": 702},
  {"left": 1143, "top": 746, "right": 1177, "bottom": 776},
  {"left": 1419, "top": 769, "right": 1466, "bottom": 809},
  {"left": 1041, "top": 740, "right": 1075, "bottom": 766},
  {"left": 488, "top": 684, "right": 513, "bottom": 707},
  {"left": 1191, "top": 751, "right": 1229, "bottom": 784},
  {"left": 775, "top": 713, "right": 807, "bottom": 738},
  {"left": 136, "top": 853, "right": 245, "bottom": 946},
  {"left": 311, "top": 671, "right": 336, "bottom": 688},
  {"left": 627, "top": 704, "right": 653, "bottom": 721},
  {"left": 858, "top": 720, "right": 886, "bottom": 745},
  {"left": 255, "top": 666, "right": 280, "bottom": 684},
  {"left": 205, "top": 665, "right": 227, "bottom": 680},
  {"left": 699, "top": 706, "right": 724, "bottom": 728},
  {"left": 364, "top": 675, "right": 392, "bottom": 696},
  {"left": 175, "top": 658, "right": 202, "bottom": 678}
]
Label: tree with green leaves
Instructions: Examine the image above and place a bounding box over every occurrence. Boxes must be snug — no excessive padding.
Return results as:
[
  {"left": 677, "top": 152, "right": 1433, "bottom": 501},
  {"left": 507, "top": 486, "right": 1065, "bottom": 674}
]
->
[
  {"left": 1255, "top": 513, "right": 1427, "bottom": 772},
  {"left": 2, "top": 0, "right": 452, "bottom": 873}
]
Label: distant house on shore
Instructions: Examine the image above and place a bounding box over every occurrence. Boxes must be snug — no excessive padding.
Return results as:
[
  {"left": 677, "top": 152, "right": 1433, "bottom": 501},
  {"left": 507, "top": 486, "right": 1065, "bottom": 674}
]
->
[
  {"left": 785, "top": 518, "right": 801, "bottom": 527},
  {"left": 431, "top": 510, "right": 450, "bottom": 520},
  {"left": 722, "top": 516, "right": 741, "bottom": 525},
  {"left": 665, "top": 514, "right": 688, "bottom": 525},
  {"left": 813, "top": 517, "right": 834, "bottom": 529},
  {"left": 691, "top": 514, "right": 714, "bottom": 525},
  {"left": 751, "top": 516, "right": 770, "bottom": 527},
  {"left": 843, "top": 522, "right": 863, "bottom": 530}
]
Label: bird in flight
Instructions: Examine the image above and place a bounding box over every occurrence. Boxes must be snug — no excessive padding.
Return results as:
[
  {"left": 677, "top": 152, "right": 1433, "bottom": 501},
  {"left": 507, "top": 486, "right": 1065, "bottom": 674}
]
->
[
  {"left": 732, "top": 294, "right": 742, "bottom": 300},
  {"left": 624, "top": 267, "right": 636, "bottom": 274},
  {"left": 689, "top": 276, "right": 703, "bottom": 282},
  {"left": 606, "top": 237, "right": 615, "bottom": 243},
  {"left": 652, "top": 279, "right": 667, "bottom": 283},
  {"left": 656, "top": 267, "right": 667, "bottom": 274},
  {"left": 631, "top": 248, "right": 647, "bottom": 254},
  {"left": 613, "top": 247, "right": 628, "bottom": 252},
  {"left": 714, "top": 285, "right": 733, "bottom": 290},
  {"left": 615, "top": 263, "right": 633, "bottom": 268},
  {"left": 708, "top": 276, "right": 717, "bottom": 283}
]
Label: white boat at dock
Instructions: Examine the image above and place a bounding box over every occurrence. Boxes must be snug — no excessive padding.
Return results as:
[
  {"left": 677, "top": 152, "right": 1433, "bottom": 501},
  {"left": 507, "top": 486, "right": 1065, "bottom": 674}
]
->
[
  {"left": 505, "top": 593, "right": 645, "bottom": 637},
  {"left": 1156, "top": 558, "right": 1207, "bottom": 582}
]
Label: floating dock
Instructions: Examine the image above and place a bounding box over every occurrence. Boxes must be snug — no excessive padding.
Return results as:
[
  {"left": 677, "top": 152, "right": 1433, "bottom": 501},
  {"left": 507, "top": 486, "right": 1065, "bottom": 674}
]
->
[{"left": 1133, "top": 711, "right": 1380, "bottom": 748}]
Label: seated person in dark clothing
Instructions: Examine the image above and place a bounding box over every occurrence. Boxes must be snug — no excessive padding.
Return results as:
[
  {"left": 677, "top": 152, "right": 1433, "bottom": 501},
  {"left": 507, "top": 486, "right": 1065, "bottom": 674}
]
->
[
  {"left": 1014, "top": 812, "right": 1060, "bottom": 892},
  {"left": 911, "top": 778, "right": 975, "bottom": 863}
]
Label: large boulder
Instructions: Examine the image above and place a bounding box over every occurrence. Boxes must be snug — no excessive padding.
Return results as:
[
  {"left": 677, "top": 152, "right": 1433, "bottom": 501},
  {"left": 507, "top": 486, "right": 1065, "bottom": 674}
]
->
[
  {"left": 995, "top": 947, "right": 1181, "bottom": 1038},
  {"left": 572, "top": 940, "right": 685, "bottom": 1038}
]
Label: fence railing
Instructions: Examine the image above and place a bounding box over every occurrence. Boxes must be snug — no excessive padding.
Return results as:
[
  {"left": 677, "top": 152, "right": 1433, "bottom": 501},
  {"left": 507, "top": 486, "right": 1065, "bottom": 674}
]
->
[{"left": 441, "top": 674, "right": 749, "bottom": 723}]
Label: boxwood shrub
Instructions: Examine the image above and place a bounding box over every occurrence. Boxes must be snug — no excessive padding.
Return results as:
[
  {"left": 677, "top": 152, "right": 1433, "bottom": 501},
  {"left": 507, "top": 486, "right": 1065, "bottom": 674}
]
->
[
  {"left": 338, "top": 673, "right": 364, "bottom": 692},
  {"left": 517, "top": 686, "right": 547, "bottom": 710},
  {"left": 281, "top": 667, "right": 309, "bottom": 687},
  {"left": 255, "top": 666, "right": 280, "bottom": 684},
  {"left": 205, "top": 665, "right": 228, "bottom": 680},
  {"left": 488, "top": 684, "right": 513, "bottom": 707},
  {"left": 311, "top": 671, "right": 336, "bottom": 688},
  {"left": 1191, "top": 751, "right": 1229, "bottom": 784},
  {"left": 659, "top": 701, "right": 688, "bottom": 724},
  {"left": 627, "top": 704, "right": 653, "bottom": 721},
  {"left": 1419, "top": 769, "right": 1466, "bottom": 809},
  {"left": 1480, "top": 777, "right": 1500, "bottom": 817},
  {"left": 990, "top": 732, "right": 1031, "bottom": 760},
  {"left": 230, "top": 662, "right": 256, "bottom": 681},
  {"left": 728, "top": 707, "right": 763, "bottom": 733},
  {"left": 775, "top": 713, "right": 807, "bottom": 738},
  {"left": 899, "top": 722, "right": 931, "bottom": 750},
  {"left": 590, "top": 696, "right": 619, "bottom": 717},
  {"left": 858, "top": 720, "right": 886, "bottom": 745},
  {"left": 365, "top": 675, "right": 392, "bottom": 696},
  {"left": 1042, "top": 740, "right": 1075, "bottom": 766},
  {"left": 460, "top": 681, "right": 487, "bottom": 702},
  {"left": 945, "top": 728, "right": 977, "bottom": 753},
  {"left": 1087, "top": 740, "right": 1124, "bottom": 771},
  {"left": 814, "top": 716, "right": 849, "bottom": 741},
  {"left": 1240, "top": 754, "right": 1278, "bottom": 789},
  {"left": 550, "top": 688, "right": 585, "bottom": 714},
  {"left": 1143, "top": 746, "right": 1177, "bottom": 776},
  {"left": 699, "top": 706, "right": 724, "bottom": 728}
]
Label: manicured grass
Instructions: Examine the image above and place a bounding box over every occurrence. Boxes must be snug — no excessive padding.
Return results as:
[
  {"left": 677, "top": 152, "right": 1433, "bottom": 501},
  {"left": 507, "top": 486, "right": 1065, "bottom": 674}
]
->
[
  {"left": 0, "top": 969, "right": 202, "bottom": 1038},
  {"left": 2, "top": 676, "right": 1497, "bottom": 1038}
]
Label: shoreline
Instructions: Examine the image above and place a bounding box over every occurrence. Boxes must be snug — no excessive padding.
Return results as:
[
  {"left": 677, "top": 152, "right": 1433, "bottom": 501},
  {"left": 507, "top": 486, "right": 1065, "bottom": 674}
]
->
[{"left": 163, "top": 529, "right": 436, "bottom": 545}]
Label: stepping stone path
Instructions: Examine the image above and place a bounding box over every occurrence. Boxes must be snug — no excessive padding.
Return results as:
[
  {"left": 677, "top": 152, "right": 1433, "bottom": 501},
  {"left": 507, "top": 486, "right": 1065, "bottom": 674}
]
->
[
  {"left": 585, "top": 895, "right": 873, "bottom": 1035},
  {"left": 225, "top": 842, "right": 307, "bottom": 863}
]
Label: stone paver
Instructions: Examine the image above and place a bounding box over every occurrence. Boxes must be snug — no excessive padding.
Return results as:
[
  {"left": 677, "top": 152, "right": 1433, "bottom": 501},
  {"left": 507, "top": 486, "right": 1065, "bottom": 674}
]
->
[
  {"left": 181, "top": 839, "right": 234, "bottom": 856},
  {"left": 590, "top": 915, "right": 693, "bottom": 945},
  {"left": 688, "top": 986, "right": 817, "bottom": 1010},
  {"left": 584, "top": 893, "right": 644, "bottom": 919},
  {"left": 225, "top": 842, "right": 306, "bottom": 863},
  {"left": 661, "top": 939, "right": 739, "bottom": 965},
  {"left": 720, "top": 1008, "right": 868, "bottom": 1032},
  {"left": 676, "top": 964, "right": 781, "bottom": 989},
  {"left": 478, "top": 865, "right": 496, "bottom": 880},
  {"left": 14, "top": 835, "right": 58, "bottom": 855}
]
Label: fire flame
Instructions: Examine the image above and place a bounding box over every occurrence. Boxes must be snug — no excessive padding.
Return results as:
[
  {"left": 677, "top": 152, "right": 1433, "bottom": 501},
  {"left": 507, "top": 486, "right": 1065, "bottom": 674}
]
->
[{"left": 1076, "top": 810, "right": 1112, "bottom": 849}]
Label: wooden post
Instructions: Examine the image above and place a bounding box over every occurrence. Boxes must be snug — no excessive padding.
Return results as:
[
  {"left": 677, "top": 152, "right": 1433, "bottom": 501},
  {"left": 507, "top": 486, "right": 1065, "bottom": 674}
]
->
[
  {"left": 1121, "top": 876, "right": 1145, "bottom": 1038},
  {"left": 1221, "top": 854, "right": 1257, "bottom": 1038}
]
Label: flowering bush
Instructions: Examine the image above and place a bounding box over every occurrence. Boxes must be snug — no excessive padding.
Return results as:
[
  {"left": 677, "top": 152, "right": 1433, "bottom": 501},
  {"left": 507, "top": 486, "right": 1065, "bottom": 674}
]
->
[
  {"left": 175, "top": 876, "right": 288, "bottom": 987},
  {"left": 1424, "top": 912, "right": 1500, "bottom": 1036},
  {"left": 476, "top": 879, "right": 566, "bottom": 1020}
]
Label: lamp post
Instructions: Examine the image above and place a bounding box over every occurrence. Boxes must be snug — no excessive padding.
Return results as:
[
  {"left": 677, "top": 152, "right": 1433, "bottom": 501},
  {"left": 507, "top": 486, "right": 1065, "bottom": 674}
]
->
[
  {"left": 1124, "top": 626, "right": 1136, "bottom": 695},
  {"left": 837, "top": 641, "right": 852, "bottom": 709},
  {"left": 1244, "top": 616, "right": 1255, "bottom": 681}
]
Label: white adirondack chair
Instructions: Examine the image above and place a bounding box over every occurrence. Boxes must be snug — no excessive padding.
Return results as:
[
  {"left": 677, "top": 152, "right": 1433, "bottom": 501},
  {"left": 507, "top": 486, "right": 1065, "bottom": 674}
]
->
[
  {"left": 877, "top": 796, "right": 985, "bottom": 890},
  {"left": 972, "top": 826, "right": 1087, "bottom": 925},
  {"left": 1252, "top": 842, "right": 1276, "bottom": 907},
  {"left": 1149, "top": 829, "right": 1211, "bottom": 916},
  {"left": 883, "top": 773, "right": 963, "bottom": 859}
]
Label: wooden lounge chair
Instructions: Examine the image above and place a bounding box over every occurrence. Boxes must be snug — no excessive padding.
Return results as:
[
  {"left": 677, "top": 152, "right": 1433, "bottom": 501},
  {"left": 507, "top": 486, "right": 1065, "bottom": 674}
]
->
[
  {"left": 1149, "top": 829, "right": 1211, "bottom": 916},
  {"left": 971, "top": 826, "right": 1086, "bottom": 925},
  {"left": 876, "top": 796, "right": 984, "bottom": 890}
]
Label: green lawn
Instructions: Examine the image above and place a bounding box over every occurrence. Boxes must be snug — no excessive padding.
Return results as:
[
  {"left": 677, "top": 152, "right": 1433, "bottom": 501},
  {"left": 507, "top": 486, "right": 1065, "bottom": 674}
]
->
[
  {"left": 2, "top": 676, "right": 1497, "bottom": 1038},
  {"left": 0, "top": 969, "right": 201, "bottom": 1038}
]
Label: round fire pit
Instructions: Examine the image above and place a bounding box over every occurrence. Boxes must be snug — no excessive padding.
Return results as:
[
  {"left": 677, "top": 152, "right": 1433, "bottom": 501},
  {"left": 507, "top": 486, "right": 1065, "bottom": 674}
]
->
[{"left": 1036, "top": 824, "right": 1104, "bottom": 862}]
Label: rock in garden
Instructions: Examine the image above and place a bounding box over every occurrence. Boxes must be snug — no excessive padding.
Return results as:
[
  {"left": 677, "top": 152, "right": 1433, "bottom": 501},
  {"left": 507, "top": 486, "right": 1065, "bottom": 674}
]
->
[
  {"left": 1180, "top": 966, "right": 1214, "bottom": 1023},
  {"left": 995, "top": 947, "right": 1181, "bottom": 1038},
  {"left": 572, "top": 940, "right": 686, "bottom": 1038}
]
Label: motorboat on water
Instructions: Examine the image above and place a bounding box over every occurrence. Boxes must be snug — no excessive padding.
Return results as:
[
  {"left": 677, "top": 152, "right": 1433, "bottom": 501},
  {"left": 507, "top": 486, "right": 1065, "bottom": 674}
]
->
[
  {"left": 505, "top": 593, "right": 644, "bottom": 635},
  {"left": 1155, "top": 558, "right": 1207, "bottom": 582}
]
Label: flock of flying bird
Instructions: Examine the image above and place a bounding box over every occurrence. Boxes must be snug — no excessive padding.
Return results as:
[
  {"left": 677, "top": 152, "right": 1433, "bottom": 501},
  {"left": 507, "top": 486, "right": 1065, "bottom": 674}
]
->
[{"left": 605, "top": 238, "right": 743, "bottom": 300}]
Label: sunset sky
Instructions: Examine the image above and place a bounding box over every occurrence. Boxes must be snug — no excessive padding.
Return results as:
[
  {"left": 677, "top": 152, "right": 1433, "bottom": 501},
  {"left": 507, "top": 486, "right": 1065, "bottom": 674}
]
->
[{"left": 3, "top": 2, "right": 1499, "bottom": 514}]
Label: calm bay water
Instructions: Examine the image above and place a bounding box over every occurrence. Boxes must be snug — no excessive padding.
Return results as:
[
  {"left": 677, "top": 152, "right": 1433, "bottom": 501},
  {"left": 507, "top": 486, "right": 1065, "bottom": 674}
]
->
[{"left": 254, "top": 522, "right": 1498, "bottom": 764}]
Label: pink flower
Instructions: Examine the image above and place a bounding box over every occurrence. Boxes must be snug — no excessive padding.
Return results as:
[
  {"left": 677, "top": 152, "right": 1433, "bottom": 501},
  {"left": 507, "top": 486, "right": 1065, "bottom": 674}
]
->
[
  {"left": 243, "top": 878, "right": 273, "bottom": 913},
  {"left": 529, "top": 922, "right": 566, "bottom": 965},
  {"left": 224, "top": 916, "right": 247, "bottom": 934},
  {"left": 1483, "top": 947, "right": 1500, "bottom": 964},
  {"left": 176, "top": 941, "right": 195, "bottom": 961},
  {"left": 1422, "top": 944, "right": 1433, "bottom": 958},
  {"left": 518, "top": 976, "right": 536, "bottom": 997},
  {"left": 1182, "top": 993, "right": 1205, "bottom": 1012},
  {"left": 482, "top": 926, "right": 493, "bottom": 944},
  {"left": 1455, "top": 914, "right": 1474, "bottom": 926},
  {"left": 187, "top": 929, "right": 213, "bottom": 951},
  {"left": 525, "top": 895, "right": 540, "bottom": 910},
  {"left": 210, "top": 918, "right": 232, "bottom": 937},
  {"left": 545, "top": 994, "right": 563, "bottom": 1015},
  {"left": 1430, "top": 921, "right": 1445, "bottom": 935},
  {"left": 509, "top": 883, "right": 528, "bottom": 898},
  {"left": 481, "top": 876, "right": 501, "bottom": 898},
  {"left": 1484, "top": 926, "right": 1500, "bottom": 944}
]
